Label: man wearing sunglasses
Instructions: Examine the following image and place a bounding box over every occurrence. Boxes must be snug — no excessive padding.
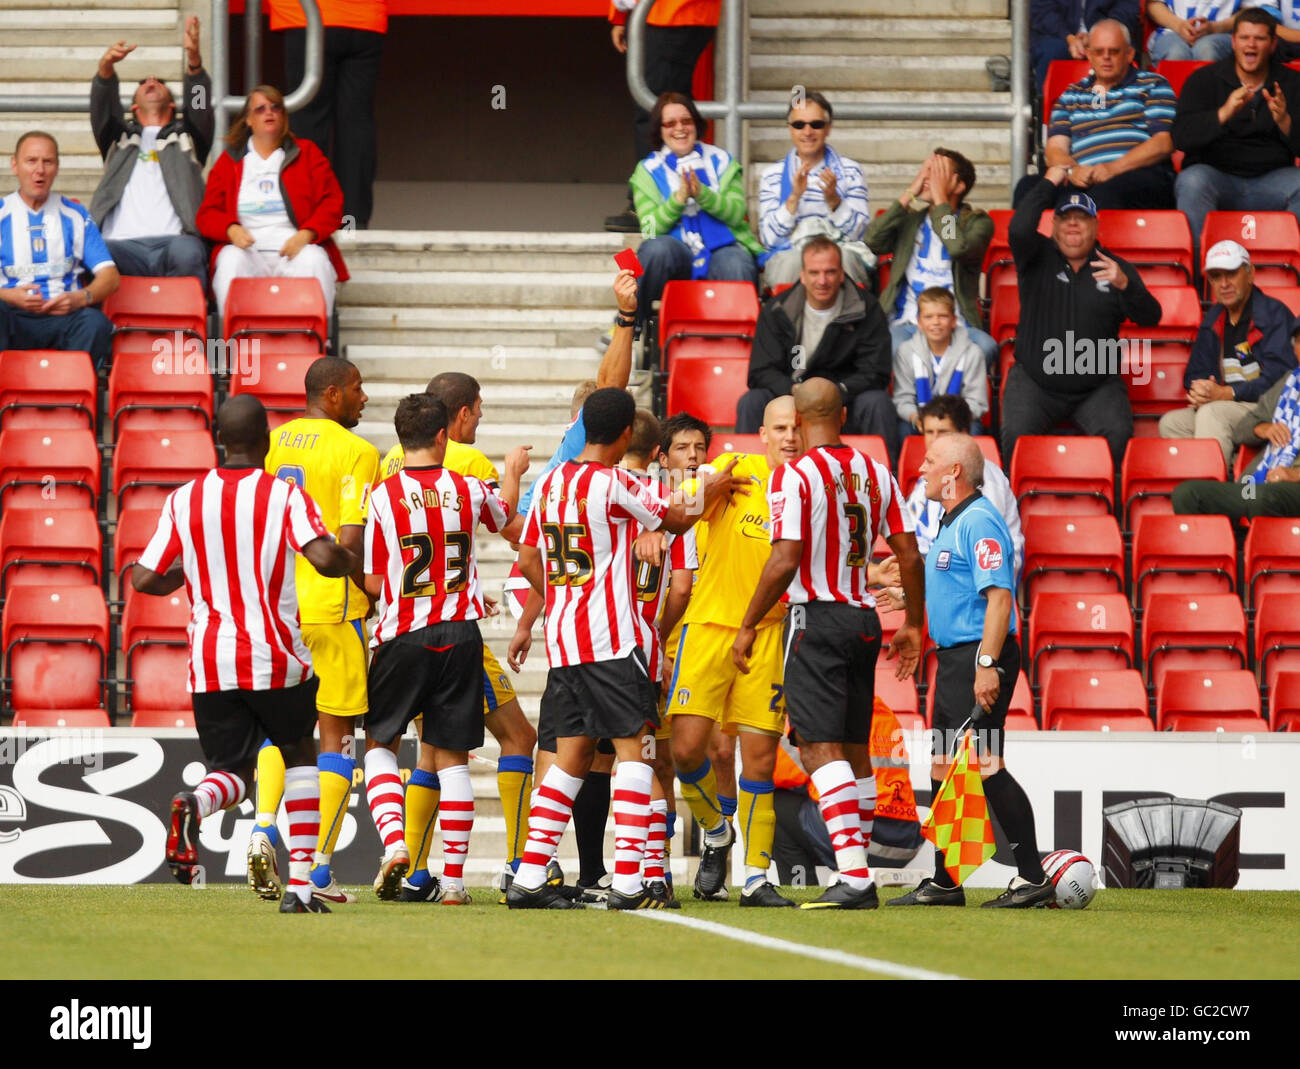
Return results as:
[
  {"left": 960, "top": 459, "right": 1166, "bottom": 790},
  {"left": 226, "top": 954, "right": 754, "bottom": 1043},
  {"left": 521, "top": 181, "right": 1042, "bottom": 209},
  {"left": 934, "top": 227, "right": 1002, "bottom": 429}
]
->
[
  {"left": 88, "top": 15, "right": 212, "bottom": 289},
  {"left": 757, "top": 91, "right": 872, "bottom": 288}
]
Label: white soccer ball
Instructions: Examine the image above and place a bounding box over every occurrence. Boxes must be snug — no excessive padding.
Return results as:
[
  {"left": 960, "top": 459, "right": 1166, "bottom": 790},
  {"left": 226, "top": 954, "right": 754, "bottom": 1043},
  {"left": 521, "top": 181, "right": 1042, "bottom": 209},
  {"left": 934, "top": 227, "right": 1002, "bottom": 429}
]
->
[{"left": 1041, "top": 849, "right": 1097, "bottom": 910}]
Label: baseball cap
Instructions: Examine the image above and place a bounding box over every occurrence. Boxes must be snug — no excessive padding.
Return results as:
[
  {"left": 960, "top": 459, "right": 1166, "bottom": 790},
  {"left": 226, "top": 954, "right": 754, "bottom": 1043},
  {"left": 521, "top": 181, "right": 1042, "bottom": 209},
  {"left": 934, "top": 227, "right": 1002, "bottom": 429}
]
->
[
  {"left": 1204, "top": 240, "right": 1251, "bottom": 272},
  {"left": 1054, "top": 192, "right": 1098, "bottom": 218}
]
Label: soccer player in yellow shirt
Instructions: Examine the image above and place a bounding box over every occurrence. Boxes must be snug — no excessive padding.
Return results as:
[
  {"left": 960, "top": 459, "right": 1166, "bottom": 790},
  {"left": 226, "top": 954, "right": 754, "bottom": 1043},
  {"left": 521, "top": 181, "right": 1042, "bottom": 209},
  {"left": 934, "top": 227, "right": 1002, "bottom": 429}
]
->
[
  {"left": 379, "top": 371, "right": 534, "bottom": 900},
  {"left": 248, "top": 357, "right": 380, "bottom": 905}
]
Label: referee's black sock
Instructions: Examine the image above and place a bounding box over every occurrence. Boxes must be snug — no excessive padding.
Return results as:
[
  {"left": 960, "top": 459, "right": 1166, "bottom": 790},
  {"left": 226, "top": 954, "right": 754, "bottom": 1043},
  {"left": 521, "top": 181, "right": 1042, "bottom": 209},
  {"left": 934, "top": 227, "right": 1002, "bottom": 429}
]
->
[
  {"left": 573, "top": 771, "right": 612, "bottom": 887},
  {"left": 982, "top": 769, "right": 1048, "bottom": 883},
  {"left": 929, "top": 778, "right": 957, "bottom": 888}
]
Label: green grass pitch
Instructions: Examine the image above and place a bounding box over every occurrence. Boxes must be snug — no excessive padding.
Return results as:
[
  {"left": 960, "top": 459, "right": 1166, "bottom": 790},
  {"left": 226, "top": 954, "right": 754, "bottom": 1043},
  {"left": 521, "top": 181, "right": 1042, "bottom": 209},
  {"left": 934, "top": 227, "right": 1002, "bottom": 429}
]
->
[{"left": 3, "top": 884, "right": 1297, "bottom": 979}]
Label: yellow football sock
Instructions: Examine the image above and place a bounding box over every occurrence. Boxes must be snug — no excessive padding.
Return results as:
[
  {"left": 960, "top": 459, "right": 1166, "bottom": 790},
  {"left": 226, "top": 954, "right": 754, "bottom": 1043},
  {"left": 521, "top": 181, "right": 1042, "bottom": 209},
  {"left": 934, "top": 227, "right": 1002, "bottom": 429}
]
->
[
  {"left": 497, "top": 756, "right": 534, "bottom": 865},
  {"left": 314, "top": 753, "right": 355, "bottom": 863},
  {"left": 678, "top": 759, "right": 726, "bottom": 834},
  {"left": 738, "top": 778, "right": 776, "bottom": 871},
  {"left": 404, "top": 769, "right": 441, "bottom": 873},
  {"left": 254, "top": 741, "right": 285, "bottom": 826}
]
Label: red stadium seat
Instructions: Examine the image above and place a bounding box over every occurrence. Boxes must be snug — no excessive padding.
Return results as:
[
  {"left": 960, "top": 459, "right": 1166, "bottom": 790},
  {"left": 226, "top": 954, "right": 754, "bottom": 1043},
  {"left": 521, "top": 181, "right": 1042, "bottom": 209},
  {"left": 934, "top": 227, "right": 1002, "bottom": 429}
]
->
[
  {"left": 1042, "top": 669, "right": 1151, "bottom": 731},
  {"left": 1156, "top": 669, "right": 1266, "bottom": 732},
  {"left": 1131, "top": 513, "right": 1235, "bottom": 611},
  {"left": 1121, "top": 438, "right": 1225, "bottom": 530},
  {"left": 102, "top": 276, "right": 206, "bottom": 338},
  {"left": 131, "top": 709, "right": 195, "bottom": 729},
  {"left": 1200, "top": 212, "right": 1300, "bottom": 291},
  {"left": 113, "top": 506, "right": 165, "bottom": 589},
  {"left": 1010, "top": 436, "right": 1114, "bottom": 519},
  {"left": 1267, "top": 670, "right": 1300, "bottom": 732},
  {"left": 842, "top": 435, "right": 890, "bottom": 470},
  {"left": 1244, "top": 517, "right": 1300, "bottom": 610},
  {"left": 1098, "top": 213, "right": 1194, "bottom": 286},
  {"left": 1260, "top": 285, "right": 1300, "bottom": 316},
  {"left": 1128, "top": 358, "right": 1189, "bottom": 436},
  {"left": 11, "top": 709, "right": 111, "bottom": 727},
  {"left": 665, "top": 354, "right": 748, "bottom": 428},
  {"left": 1027, "top": 592, "right": 1134, "bottom": 689},
  {"left": 1254, "top": 592, "right": 1300, "bottom": 699},
  {"left": 981, "top": 209, "right": 1051, "bottom": 300},
  {"left": 0, "top": 350, "right": 96, "bottom": 431},
  {"left": 1042, "top": 60, "right": 1093, "bottom": 126},
  {"left": 223, "top": 277, "right": 328, "bottom": 353},
  {"left": 2, "top": 585, "right": 109, "bottom": 717},
  {"left": 874, "top": 669, "right": 920, "bottom": 725},
  {"left": 0, "top": 508, "right": 101, "bottom": 597},
  {"left": 1142, "top": 593, "right": 1247, "bottom": 689},
  {"left": 1155, "top": 59, "right": 1210, "bottom": 97},
  {"left": 898, "top": 436, "right": 1002, "bottom": 499},
  {"left": 107, "top": 342, "right": 213, "bottom": 438},
  {"left": 1022, "top": 516, "right": 1125, "bottom": 606},
  {"left": 709, "top": 433, "right": 762, "bottom": 459},
  {"left": 228, "top": 352, "right": 315, "bottom": 425},
  {"left": 659, "top": 281, "right": 759, "bottom": 364},
  {"left": 1119, "top": 285, "right": 1201, "bottom": 346},
  {"left": 122, "top": 589, "right": 191, "bottom": 723},
  {"left": 112, "top": 428, "right": 216, "bottom": 513},
  {"left": 1007, "top": 670, "right": 1038, "bottom": 728},
  {"left": 989, "top": 284, "right": 1019, "bottom": 362},
  {"left": 0, "top": 428, "right": 100, "bottom": 511}
]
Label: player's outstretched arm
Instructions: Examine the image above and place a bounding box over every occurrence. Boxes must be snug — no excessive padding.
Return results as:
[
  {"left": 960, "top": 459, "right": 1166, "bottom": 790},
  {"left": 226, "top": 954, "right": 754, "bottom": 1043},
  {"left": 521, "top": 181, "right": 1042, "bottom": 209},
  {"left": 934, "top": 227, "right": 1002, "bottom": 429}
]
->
[
  {"left": 883, "top": 530, "right": 925, "bottom": 679},
  {"left": 660, "top": 457, "right": 748, "bottom": 534},
  {"left": 302, "top": 536, "right": 358, "bottom": 579},
  {"left": 500, "top": 445, "right": 533, "bottom": 521},
  {"left": 595, "top": 269, "right": 638, "bottom": 391},
  {"left": 130, "top": 563, "right": 185, "bottom": 596},
  {"left": 731, "top": 539, "right": 802, "bottom": 673}
]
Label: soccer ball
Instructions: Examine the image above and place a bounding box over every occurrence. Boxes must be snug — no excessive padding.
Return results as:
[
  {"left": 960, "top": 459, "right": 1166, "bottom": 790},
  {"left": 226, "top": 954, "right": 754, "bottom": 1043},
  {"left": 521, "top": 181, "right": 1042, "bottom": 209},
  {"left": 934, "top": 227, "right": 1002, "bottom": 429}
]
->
[{"left": 1041, "top": 849, "right": 1097, "bottom": 910}]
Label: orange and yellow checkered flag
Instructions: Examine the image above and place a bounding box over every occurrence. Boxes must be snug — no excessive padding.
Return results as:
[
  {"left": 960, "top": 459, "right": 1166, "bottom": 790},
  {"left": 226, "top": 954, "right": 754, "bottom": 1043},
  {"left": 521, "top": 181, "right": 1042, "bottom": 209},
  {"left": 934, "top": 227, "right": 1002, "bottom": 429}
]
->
[{"left": 920, "top": 731, "right": 995, "bottom": 886}]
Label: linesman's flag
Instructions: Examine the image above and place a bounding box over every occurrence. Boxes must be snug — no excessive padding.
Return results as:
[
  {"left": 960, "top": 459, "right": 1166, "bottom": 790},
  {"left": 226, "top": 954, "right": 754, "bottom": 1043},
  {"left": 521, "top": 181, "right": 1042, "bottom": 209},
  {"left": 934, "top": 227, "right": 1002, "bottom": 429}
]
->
[{"left": 920, "top": 731, "right": 995, "bottom": 885}]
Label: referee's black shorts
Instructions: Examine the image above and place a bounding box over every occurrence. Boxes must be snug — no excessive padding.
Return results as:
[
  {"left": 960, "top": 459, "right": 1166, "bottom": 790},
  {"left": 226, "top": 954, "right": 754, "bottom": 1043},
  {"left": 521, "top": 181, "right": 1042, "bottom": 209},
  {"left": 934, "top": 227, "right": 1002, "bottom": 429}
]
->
[
  {"left": 783, "top": 600, "right": 882, "bottom": 745},
  {"left": 931, "top": 635, "right": 1021, "bottom": 761},
  {"left": 191, "top": 675, "right": 320, "bottom": 773}
]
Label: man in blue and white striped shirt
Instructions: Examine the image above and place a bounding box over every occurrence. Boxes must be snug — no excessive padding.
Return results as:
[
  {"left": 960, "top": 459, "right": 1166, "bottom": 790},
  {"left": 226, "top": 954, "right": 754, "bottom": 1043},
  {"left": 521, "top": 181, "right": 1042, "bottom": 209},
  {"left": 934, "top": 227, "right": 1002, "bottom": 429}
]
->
[{"left": 0, "top": 132, "right": 119, "bottom": 369}]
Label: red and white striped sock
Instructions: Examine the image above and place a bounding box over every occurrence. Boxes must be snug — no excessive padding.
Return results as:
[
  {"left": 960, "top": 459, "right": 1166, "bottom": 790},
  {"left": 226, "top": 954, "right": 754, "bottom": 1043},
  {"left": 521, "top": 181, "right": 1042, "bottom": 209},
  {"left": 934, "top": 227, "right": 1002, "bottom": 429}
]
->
[
  {"left": 612, "top": 761, "right": 653, "bottom": 897},
  {"left": 857, "top": 775, "right": 877, "bottom": 853},
  {"left": 437, "top": 764, "right": 474, "bottom": 892},
  {"left": 284, "top": 765, "right": 320, "bottom": 903},
  {"left": 811, "top": 761, "right": 871, "bottom": 890},
  {"left": 365, "top": 748, "right": 405, "bottom": 852},
  {"left": 515, "top": 766, "right": 582, "bottom": 891},
  {"left": 194, "top": 770, "right": 245, "bottom": 818},
  {"left": 643, "top": 797, "right": 668, "bottom": 883}
]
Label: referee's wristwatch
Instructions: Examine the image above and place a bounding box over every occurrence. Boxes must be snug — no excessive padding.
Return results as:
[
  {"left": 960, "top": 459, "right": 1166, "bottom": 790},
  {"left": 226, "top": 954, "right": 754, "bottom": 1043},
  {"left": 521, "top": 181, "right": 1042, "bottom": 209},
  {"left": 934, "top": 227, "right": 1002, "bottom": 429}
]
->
[{"left": 977, "top": 653, "right": 1005, "bottom": 676}]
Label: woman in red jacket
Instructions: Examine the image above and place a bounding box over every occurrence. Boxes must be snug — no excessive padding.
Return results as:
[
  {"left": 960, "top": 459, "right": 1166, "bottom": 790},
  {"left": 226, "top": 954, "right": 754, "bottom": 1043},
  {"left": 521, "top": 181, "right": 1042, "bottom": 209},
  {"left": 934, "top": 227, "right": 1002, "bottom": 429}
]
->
[{"left": 197, "top": 84, "right": 349, "bottom": 317}]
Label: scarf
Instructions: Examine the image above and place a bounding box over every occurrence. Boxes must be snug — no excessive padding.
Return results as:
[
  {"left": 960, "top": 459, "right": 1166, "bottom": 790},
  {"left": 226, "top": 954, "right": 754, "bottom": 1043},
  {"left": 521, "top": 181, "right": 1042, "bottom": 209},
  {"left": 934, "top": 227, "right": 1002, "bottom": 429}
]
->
[
  {"left": 1256, "top": 368, "right": 1300, "bottom": 482},
  {"left": 645, "top": 143, "right": 736, "bottom": 279}
]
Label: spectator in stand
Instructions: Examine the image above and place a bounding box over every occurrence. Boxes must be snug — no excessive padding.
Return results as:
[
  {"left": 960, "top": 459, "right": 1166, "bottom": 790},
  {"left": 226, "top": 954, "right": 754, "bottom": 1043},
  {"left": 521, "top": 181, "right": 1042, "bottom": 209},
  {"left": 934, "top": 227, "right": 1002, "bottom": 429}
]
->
[
  {"left": 1159, "top": 240, "right": 1296, "bottom": 466},
  {"left": 270, "top": 0, "right": 386, "bottom": 230},
  {"left": 1174, "top": 327, "right": 1300, "bottom": 516},
  {"left": 629, "top": 91, "right": 760, "bottom": 334},
  {"left": 1026, "top": 20, "right": 1177, "bottom": 211},
  {"left": 735, "top": 235, "right": 894, "bottom": 456},
  {"left": 866, "top": 148, "right": 997, "bottom": 367},
  {"left": 1001, "top": 175, "right": 1162, "bottom": 467},
  {"left": 89, "top": 16, "right": 211, "bottom": 287},
  {"left": 757, "top": 91, "right": 872, "bottom": 287},
  {"left": 0, "top": 132, "right": 119, "bottom": 369},
  {"left": 1147, "top": 1, "right": 1239, "bottom": 62},
  {"left": 1031, "top": 0, "right": 1143, "bottom": 87},
  {"left": 892, "top": 288, "right": 990, "bottom": 438},
  {"left": 606, "top": 0, "right": 720, "bottom": 232},
  {"left": 197, "top": 85, "right": 349, "bottom": 319},
  {"left": 1173, "top": 7, "right": 1300, "bottom": 256}
]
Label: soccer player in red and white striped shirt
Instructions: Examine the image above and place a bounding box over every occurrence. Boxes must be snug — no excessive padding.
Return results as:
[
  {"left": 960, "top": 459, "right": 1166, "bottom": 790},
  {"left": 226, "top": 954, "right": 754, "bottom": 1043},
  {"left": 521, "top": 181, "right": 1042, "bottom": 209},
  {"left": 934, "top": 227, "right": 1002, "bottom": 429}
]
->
[
  {"left": 732, "top": 377, "right": 925, "bottom": 909},
  {"left": 361, "top": 393, "right": 511, "bottom": 904},
  {"left": 505, "top": 388, "right": 742, "bottom": 910},
  {"left": 132, "top": 395, "right": 358, "bottom": 913}
]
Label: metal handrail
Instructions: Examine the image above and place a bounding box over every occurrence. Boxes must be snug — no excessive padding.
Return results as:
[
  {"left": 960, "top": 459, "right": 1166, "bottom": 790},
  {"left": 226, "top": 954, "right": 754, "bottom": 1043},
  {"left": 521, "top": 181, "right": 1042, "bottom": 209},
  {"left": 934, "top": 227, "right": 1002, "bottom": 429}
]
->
[{"left": 626, "top": 0, "right": 1031, "bottom": 182}]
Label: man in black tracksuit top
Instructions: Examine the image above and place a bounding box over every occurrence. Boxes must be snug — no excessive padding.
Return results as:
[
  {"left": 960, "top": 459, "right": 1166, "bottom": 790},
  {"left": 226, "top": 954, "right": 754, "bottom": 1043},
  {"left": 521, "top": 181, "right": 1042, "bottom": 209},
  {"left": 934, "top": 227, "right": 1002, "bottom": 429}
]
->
[{"left": 1000, "top": 171, "right": 1162, "bottom": 467}]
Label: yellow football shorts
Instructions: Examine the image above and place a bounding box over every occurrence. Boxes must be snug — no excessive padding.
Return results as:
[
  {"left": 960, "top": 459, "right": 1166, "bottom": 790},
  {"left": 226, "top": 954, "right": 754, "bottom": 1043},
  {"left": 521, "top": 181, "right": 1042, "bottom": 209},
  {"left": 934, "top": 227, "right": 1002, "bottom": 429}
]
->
[
  {"left": 667, "top": 621, "right": 785, "bottom": 734},
  {"left": 301, "top": 619, "right": 369, "bottom": 718},
  {"left": 482, "top": 644, "right": 516, "bottom": 716}
]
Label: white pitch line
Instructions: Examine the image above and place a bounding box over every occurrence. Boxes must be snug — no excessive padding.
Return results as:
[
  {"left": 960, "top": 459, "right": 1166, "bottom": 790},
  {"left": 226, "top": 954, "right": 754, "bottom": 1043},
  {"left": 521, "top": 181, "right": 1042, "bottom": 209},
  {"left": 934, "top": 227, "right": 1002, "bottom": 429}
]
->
[{"left": 626, "top": 910, "right": 963, "bottom": 980}]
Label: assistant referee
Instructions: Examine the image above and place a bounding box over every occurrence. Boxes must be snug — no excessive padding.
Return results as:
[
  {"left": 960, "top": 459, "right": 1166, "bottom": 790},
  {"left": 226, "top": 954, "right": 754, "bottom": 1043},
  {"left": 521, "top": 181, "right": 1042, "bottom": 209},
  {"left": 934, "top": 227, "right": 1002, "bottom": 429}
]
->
[{"left": 889, "top": 433, "right": 1052, "bottom": 909}]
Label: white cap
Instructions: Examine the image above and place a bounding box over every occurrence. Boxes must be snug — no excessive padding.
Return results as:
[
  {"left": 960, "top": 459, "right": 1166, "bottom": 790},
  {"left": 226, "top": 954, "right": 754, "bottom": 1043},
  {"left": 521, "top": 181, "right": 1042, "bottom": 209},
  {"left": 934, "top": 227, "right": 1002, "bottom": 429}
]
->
[{"left": 1204, "top": 240, "right": 1251, "bottom": 272}]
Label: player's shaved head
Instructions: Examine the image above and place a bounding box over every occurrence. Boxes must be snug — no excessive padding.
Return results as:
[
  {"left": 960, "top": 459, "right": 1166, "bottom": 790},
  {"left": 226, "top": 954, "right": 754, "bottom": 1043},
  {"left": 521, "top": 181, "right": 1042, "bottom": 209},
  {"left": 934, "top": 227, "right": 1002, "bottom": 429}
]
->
[
  {"left": 217, "top": 394, "right": 269, "bottom": 452},
  {"left": 792, "top": 377, "right": 843, "bottom": 421},
  {"left": 761, "top": 394, "right": 796, "bottom": 429},
  {"left": 304, "top": 356, "right": 358, "bottom": 402}
]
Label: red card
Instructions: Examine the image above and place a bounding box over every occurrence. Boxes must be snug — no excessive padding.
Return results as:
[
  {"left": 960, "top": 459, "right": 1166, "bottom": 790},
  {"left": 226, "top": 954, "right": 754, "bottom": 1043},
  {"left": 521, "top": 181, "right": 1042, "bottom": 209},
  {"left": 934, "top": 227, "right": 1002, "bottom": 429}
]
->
[{"left": 614, "top": 248, "right": 644, "bottom": 278}]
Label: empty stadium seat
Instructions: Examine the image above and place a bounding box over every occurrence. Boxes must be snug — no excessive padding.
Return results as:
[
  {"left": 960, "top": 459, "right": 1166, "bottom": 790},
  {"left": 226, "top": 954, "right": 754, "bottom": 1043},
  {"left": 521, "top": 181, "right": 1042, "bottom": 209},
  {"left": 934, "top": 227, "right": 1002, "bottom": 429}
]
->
[
  {"left": 658, "top": 280, "right": 760, "bottom": 367},
  {"left": 1007, "top": 670, "right": 1038, "bottom": 729},
  {"left": 107, "top": 344, "right": 213, "bottom": 438},
  {"left": 1027, "top": 592, "right": 1134, "bottom": 688},
  {"left": 1118, "top": 285, "right": 1201, "bottom": 346},
  {"left": 1156, "top": 669, "right": 1266, "bottom": 732},
  {"left": 708, "top": 433, "right": 762, "bottom": 459},
  {"left": 11, "top": 709, "right": 111, "bottom": 728},
  {"left": 1142, "top": 593, "right": 1247, "bottom": 688},
  {"left": 1244, "top": 518, "right": 1300, "bottom": 610},
  {"left": 1128, "top": 359, "right": 1189, "bottom": 436},
  {"left": 665, "top": 355, "right": 748, "bottom": 428},
  {"left": 1042, "top": 669, "right": 1152, "bottom": 731},
  {"left": 1022, "top": 516, "right": 1125, "bottom": 606},
  {"left": 130, "top": 709, "right": 195, "bottom": 729},
  {"left": 0, "top": 427, "right": 100, "bottom": 511},
  {"left": 842, "top": 435, "right": 890, "bottom": 470},
  {"left": 223, "top": 277, "right": 328, "bottom": 353},
  {"left": 1098, "top": 213, "right": 1194, "bottom": 286},
  {"left": 981, "top": 209, "right": 1051, "bottom": 300},
  {"left": 112, "top": 428, "right": 216, "bottom": 512},
  {"left": 1011, "top": 436, "right": 1114, "bottom": 519},
  {"left": 102, "top": 276, "right": 206, "bottom": 338},
  {"left": 1267, "top": 670, "right": 1300, "bottom": 732},
  {"left": 1121, "top": 438, "right": 1225, "bottom": 530},
  {"left": 113, "top": 506, "right": 166, "bottom": 589},
  {"left": 0, "top": 508, "right": 101, "bottom": 598},
  {"left": 874, "top": 668, "right": 921, "bottom": 729},
  {"left": 228, "top": 353, "right": 315, "bottom": 426},
  {"left": 0, "top": 350, "right": 96, "bottom": 431},
  {"left": 2, "top": 585, "right": 109, "bottom": 718},
  {"left": 1154, "top": 59, "right": 1210, "bottom": 97},
  {"left": 1131, "top": 513, "right": 1235, "bottom": 610},
  {"left": 1254, "top": 592, "right": 1300, "bottom": 698},
  {"left": 122, "top": 590, "right": 191, "bottom": 724},
  {"left": 1200, "top": 212, "right": 1300, "bottom": 291}
]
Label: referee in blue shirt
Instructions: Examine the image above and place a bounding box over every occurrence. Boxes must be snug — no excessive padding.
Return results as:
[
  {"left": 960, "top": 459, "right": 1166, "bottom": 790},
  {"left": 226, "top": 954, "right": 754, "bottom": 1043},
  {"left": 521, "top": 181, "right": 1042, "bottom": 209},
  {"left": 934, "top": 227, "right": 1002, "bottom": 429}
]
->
[{"left": 889, "top": 433, "right": 1053, "bottom": 909}]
